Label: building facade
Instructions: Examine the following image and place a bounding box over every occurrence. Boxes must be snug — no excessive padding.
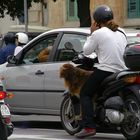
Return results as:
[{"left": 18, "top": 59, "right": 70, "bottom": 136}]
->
[
  {"left": 1, "top": 0, "right": 140, "bottom": 34},
  {"left": 28, "top": 0, "right": 140, "bottom": 28},
  {"left": 91, "top": 0, "right": 140, "bottom": 27}
]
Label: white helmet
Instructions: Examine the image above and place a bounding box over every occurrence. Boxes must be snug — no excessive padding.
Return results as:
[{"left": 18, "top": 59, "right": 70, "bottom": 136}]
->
[{"left": 15, "top": 32, "right": 28, "bottom": 45}]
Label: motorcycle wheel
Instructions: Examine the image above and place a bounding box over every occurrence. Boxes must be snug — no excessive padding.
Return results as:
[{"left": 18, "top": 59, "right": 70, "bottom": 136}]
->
[
  {"left": 0, "top": 119, "right": 8, "bottom": 140},
  {"left": 60, "top": 94, "right": 81, "bottom": 135},
  {"left": 121, "top": 94, "right": 140, "bottom": 140},
  {"left": 7, "top": 123, "right": 14, "bottom": 137}
]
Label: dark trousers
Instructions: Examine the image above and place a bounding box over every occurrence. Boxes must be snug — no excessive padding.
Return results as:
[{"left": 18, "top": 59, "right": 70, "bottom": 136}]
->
[{"left": 80, "top": 68, "right": 113, "bottom": 128}]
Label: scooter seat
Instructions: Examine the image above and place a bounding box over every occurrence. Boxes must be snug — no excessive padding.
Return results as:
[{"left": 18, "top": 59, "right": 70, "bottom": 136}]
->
[
  {"left": 100, "top": 72, "right": 121, "bottom": 88},
  {"left": 100, "top": 69, "right": 140, "bottom": 88},
  {"left": 116, "top": 70, "right": 140, "bottom": 79}
]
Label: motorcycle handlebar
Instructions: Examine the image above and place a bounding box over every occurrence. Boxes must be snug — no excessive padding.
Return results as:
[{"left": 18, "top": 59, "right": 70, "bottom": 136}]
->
[
  {"left": 72, "top": 53, "right": 98, "bottom": 64},
  {"left": 72, "top": 53, "right": 98, "bottom": 70}
]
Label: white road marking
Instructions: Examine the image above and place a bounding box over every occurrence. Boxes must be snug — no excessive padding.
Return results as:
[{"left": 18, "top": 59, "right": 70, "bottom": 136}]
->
[
  {"left": 96, "top": 133, "right": 124, "bottom": 139},
  {"left": 8, "top": 133, "right": 125, "bottom": 140},
  {"left": 9, "top": 134, "right": 66, "bottom": 140}
]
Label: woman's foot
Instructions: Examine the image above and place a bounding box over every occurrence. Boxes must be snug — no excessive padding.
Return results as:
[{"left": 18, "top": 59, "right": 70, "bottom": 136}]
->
[{"left": 75, "top": 128, "right": 96, "bottom": 138}]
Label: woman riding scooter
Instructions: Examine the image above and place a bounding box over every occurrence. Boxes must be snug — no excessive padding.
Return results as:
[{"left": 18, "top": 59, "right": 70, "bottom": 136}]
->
[{"left": 75, "top": 5, "right": 127, "bottom": 138}]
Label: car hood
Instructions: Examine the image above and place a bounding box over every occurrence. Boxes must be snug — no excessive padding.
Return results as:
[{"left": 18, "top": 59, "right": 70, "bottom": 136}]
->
[{"left": 0, "top": 62, "right": 8, "bottom": 74}]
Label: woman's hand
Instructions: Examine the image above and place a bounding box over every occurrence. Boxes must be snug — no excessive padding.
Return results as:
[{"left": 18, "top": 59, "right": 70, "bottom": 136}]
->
[{"left": 90, "top": 21, "right": 100, "bottom": 34}]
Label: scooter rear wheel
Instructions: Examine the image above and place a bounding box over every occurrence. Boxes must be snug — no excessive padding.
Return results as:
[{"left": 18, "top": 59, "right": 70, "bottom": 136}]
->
[{"left": 121, "top": 94, "right": 140, "bottom": 140}]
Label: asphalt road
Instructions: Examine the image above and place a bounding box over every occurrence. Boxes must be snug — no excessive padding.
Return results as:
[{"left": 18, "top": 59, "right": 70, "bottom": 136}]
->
[
  {"left": 8, "top": 115, "right": 126, "bottom": 140},
  {"left": 9, "top": 127, "right": 126, "bottom": 140}
]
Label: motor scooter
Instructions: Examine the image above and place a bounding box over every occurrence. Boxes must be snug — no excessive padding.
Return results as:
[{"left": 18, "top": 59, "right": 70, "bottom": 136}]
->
[
  {"left": 60, "top": 42, "right": 140, "bottom": 140},
  {"left": 0, "top": 79, "right": 14, "bottom": 140}
]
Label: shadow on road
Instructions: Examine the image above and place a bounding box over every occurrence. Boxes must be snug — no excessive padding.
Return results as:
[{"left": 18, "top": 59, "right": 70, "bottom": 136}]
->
[
  {"left": 13, "top": 121, "right": 120, "bottom": 135},
  {"left": 13, "top": 121, "right": 63, "bottom": 129}
]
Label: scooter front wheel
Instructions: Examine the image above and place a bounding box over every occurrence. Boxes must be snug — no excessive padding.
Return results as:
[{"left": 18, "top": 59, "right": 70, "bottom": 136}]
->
[{"left": 60, "top": 94, "right": 81, "bottom": 135}]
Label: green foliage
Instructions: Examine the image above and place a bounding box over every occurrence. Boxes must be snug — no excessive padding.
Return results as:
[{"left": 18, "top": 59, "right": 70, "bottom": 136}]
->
[
  {"left": 0, "top": 0, "right": 44, "bottom": 19},
  {"left": 0, "top": 0, "right": 75, "bottom": 19},
  {"left": 0, "top": 0, "right": 29, "bottom": 19}
]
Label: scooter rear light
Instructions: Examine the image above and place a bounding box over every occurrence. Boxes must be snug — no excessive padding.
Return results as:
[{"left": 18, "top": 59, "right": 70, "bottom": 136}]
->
[
  {"left": 0, "top": 91, "right": 6, "bottom": 100},
  {"left": 6, "top": 92, "right": 14, "bottom": 99},
  {"left": 124, "top": 75, "right": 140, "bottom": 84},
  {"left": 123, "top": 76, "right": 137, "bottom": 83},
  {"left": 135, "top": 76, "right": 140, "bottom": 84},
  {"left": 4, "top": 117, "right": 11, "bottom": 124}
]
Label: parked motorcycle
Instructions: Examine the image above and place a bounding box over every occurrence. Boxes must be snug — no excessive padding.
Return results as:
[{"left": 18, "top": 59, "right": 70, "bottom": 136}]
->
[
  {"left": 60, "top": 42, "right": 140, "bottom": 140},
  {"left": 0, "top": 80, "right": 14, "bottom": 140}
]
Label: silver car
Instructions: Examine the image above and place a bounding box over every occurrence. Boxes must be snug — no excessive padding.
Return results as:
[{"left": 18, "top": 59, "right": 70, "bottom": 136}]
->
[{"left": 0, "top": 27, "right": 140, "bottom": 115}]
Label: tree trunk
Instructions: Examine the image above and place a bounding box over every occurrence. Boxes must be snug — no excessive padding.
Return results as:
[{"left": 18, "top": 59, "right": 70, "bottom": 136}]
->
[{"left": 77, "top": 0, "right": 91, "bottom": 27}]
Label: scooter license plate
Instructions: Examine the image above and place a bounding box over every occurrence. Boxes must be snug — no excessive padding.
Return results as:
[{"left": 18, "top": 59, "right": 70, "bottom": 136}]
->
[{"left": 0, "top": 104, "right": 11, "bottom": 116}]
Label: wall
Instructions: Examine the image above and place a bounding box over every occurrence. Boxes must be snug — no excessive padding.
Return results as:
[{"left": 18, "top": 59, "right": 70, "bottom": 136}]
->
[
  {"left": 90, "top": 0, "right": 140, "bottom": 27},
  {"left": 44, "top": 0, "right": 79, "bottom": 28},
  {"left": 90, "top": 0, "right": 124, "bottom": 27},
  {"left": 1, "top": 0, "right": 140, "bottom": 35},
  {"left": 28, "top": 2, "right": 43, "bottom": 26},
  {"left": 0, "top": 2, "right": 43, "bottom": 35},
  {"left": 0, "top": 15, "right": 18, "bottom": 34}
]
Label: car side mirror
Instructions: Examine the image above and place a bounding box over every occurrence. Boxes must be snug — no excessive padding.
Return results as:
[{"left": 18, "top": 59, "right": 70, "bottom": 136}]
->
[{"left": 7, "top": 55, "right": 16, "bottom": 64}]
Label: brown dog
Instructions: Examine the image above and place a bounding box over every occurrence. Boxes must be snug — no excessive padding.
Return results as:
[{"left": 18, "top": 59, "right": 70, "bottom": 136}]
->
[{"left": 60, "top": 63, "right": 93, "bottom": 96}]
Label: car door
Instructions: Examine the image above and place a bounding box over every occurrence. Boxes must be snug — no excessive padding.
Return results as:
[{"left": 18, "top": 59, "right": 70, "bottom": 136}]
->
[
  {"left": 4, "top": 34, "right": 58, "bottom": 114},
  {"left": 43, "top": 32, "right": 88, "bottom": 114}
]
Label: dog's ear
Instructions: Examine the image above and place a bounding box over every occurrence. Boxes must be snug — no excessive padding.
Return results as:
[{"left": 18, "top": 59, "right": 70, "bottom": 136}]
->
[
  {"left": 60, "top": 64, "right": 75, "bottom": 79},
  {"left": 62, "top": 64, "right": 74, "bottom": 69}
]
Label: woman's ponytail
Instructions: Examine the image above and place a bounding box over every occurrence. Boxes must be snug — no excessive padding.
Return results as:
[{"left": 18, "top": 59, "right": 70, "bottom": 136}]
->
[{"left": 105, "top": 20, "right": 119, "bottom": 31}]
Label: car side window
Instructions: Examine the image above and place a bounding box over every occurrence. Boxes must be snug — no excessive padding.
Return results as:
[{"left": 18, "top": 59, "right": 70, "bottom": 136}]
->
[
  {"left": 22, "top": 36, "right": 57, "bottom": 64},
  {"left": 54, "top": 33, "right": 87, "bottom": 61}
]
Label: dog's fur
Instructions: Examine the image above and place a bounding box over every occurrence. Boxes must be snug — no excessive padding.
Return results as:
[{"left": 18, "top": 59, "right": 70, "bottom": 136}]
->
[{"left": 60, "top": 63, "right": 93, "bottom": 96}]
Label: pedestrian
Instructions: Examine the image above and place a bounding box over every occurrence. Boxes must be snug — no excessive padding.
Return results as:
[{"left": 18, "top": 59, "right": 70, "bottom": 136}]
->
[
  {"left": 14, "top": 32, "right": 28, "bottom": 56},
  {"left": 0, "top": 33, "right": 16, "bottom": 64},
  {"left": 75, "top": 5, "right": 127, "bottom": 138}
]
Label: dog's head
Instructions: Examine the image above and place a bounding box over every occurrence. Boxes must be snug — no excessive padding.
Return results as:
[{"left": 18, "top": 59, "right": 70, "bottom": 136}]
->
[
  {"left": 60, "top": 64, "right": 76, "bottom": 80},
  {"left": 60, "top": 63, "right": 80, "bottom": 94}
]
